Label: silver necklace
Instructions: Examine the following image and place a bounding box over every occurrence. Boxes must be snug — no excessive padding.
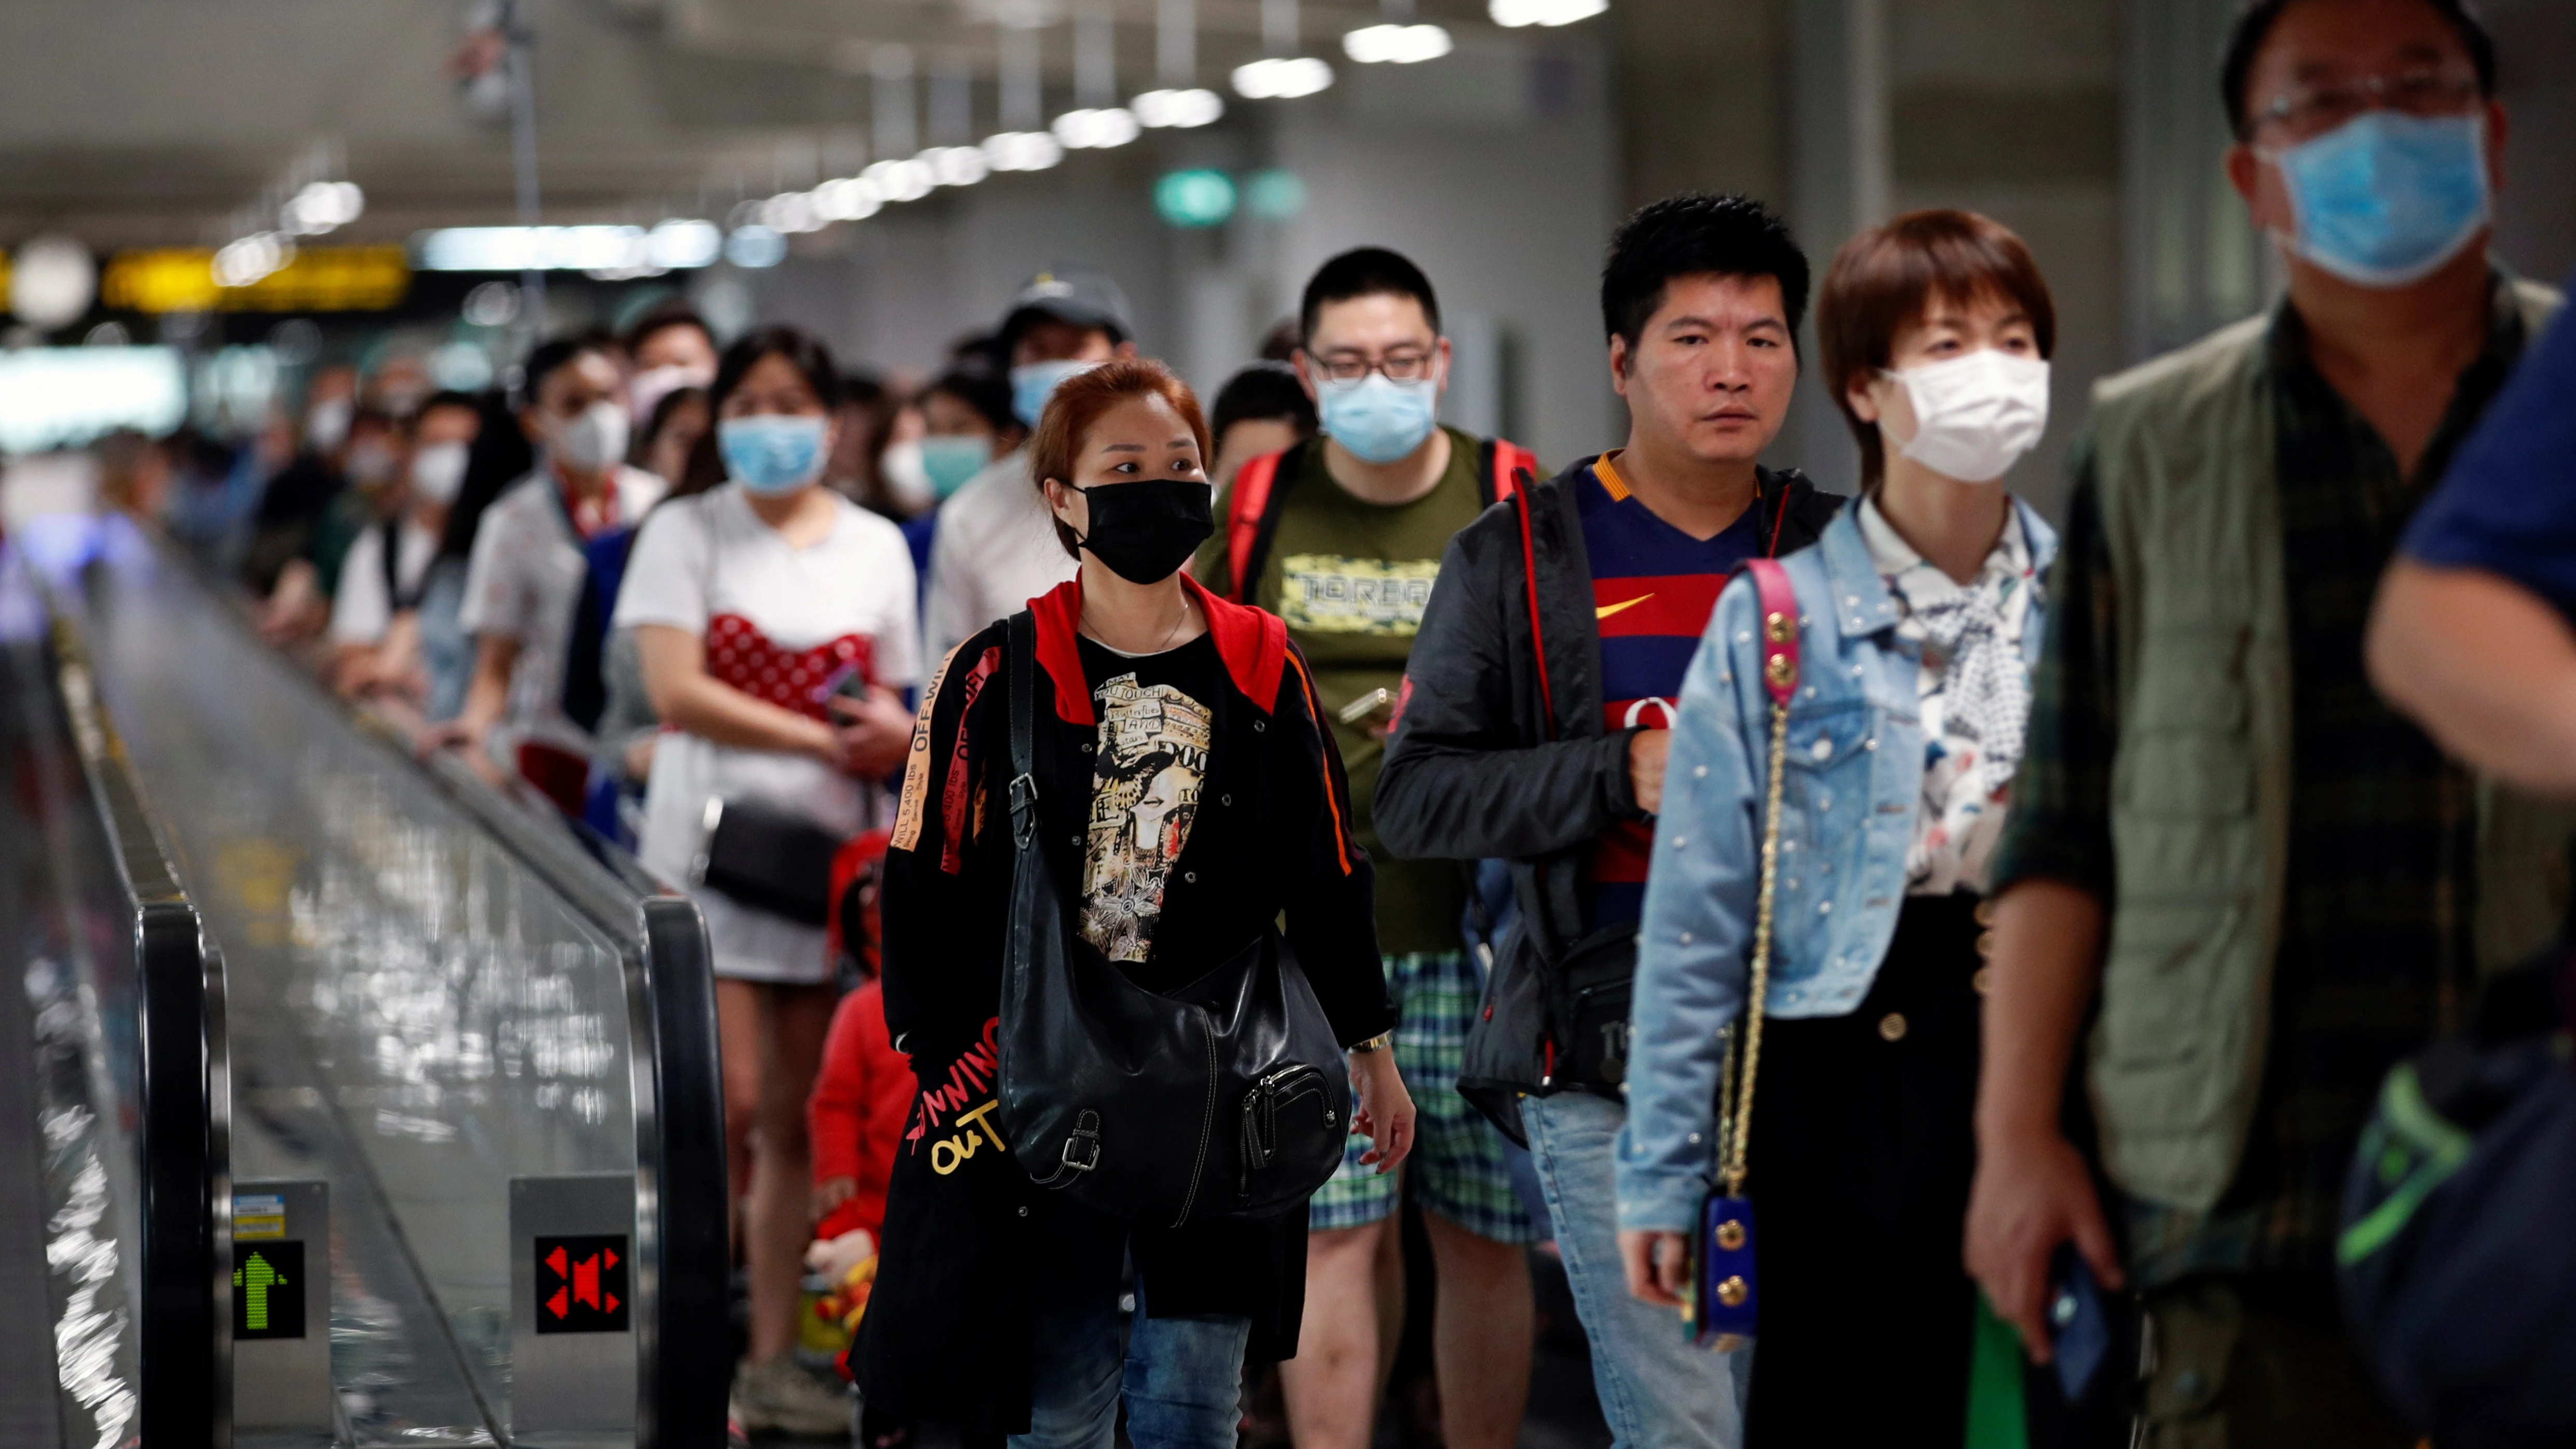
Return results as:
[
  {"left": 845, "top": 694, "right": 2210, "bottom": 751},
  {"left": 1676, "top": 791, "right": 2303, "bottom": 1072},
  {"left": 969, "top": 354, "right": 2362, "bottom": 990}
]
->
[{"left": 1086, "top": 590, "right": 1192, "bottom": 655}]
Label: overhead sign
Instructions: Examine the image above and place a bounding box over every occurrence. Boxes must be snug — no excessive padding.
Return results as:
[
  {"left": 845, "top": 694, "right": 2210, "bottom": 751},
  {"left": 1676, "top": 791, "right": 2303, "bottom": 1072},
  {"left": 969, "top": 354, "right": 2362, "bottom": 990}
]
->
[{"left": 99, "top": 246, "right": 410, "bottom": 314}]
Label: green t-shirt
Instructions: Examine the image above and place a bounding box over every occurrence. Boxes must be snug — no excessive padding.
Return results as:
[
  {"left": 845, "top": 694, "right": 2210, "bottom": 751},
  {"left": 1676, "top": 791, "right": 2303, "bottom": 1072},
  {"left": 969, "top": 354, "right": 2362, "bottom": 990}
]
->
[{"left": 1195, "top": 427, "right": 1492, "bottom": 955}]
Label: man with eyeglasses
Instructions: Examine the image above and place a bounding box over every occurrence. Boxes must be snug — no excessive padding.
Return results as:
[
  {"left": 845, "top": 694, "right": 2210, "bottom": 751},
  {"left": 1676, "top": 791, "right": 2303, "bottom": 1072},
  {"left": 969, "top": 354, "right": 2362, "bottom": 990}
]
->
[
  {"left": 1966, "top": 0, "right": 2564, "bottom": 1440},
  {"left": 1196, "top": 246, "right": 1542, "bottom": 1449}
]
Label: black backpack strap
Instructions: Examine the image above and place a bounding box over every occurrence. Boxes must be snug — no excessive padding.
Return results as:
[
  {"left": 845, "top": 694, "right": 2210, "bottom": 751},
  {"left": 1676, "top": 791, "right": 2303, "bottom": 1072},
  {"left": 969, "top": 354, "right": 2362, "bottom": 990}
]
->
[
  {"left": 380, "top": 514, "right": 416, "bottom": 611},
  {"left": 1007, "top": 612, "right": 1040, "bottom": 851}
]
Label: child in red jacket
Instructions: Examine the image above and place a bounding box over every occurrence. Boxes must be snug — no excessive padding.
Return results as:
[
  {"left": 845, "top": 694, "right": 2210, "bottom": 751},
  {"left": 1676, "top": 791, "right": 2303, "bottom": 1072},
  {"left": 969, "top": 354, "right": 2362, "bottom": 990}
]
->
[{"left": 806, "top": 977, "right": 912, "bottom": 1261}]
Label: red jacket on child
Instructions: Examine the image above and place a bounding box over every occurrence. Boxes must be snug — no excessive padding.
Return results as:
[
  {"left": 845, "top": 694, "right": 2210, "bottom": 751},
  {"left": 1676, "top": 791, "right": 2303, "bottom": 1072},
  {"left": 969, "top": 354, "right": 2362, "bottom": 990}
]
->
[{"left": 808, "top": 979, "right": 912, "bottom": 1244}]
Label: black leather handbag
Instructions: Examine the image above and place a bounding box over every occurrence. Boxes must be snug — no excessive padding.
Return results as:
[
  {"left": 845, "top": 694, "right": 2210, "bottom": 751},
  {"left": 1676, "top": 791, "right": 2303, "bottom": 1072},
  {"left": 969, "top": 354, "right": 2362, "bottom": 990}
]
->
[
  {"left": 991, "top": 611, "right": 1351, "bottom": 1227},
  {"left": 694, "top": 796, "right": 843, "bottom": 926}
]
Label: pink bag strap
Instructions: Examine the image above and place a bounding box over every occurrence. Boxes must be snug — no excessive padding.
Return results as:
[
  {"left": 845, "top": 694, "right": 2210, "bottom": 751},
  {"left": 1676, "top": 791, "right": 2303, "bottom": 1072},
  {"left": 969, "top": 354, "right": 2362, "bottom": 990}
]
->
[{"left": 1743, "top": 558, "right": 1800, "bottom": 705}]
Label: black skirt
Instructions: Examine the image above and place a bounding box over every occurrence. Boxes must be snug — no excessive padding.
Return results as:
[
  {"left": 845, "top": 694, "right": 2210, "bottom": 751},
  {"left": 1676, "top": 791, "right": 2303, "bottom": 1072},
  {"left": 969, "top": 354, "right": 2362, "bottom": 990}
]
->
[{"left": 1742, "top": 891, "right": 1988, "bottom": 1448}]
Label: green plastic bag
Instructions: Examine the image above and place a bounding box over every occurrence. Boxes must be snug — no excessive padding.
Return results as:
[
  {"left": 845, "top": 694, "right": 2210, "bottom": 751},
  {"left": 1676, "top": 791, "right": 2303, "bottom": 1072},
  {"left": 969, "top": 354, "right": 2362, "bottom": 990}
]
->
[{"left": 1964, "top": 1292, "right": 2029, "bottom": 1449}]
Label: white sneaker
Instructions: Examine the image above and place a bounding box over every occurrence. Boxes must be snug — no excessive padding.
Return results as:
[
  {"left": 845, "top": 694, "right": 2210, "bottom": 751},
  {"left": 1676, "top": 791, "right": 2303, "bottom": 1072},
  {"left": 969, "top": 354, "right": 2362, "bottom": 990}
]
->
[{"left": 731, "top": 1356, "right": 853, "bottom": 1439}]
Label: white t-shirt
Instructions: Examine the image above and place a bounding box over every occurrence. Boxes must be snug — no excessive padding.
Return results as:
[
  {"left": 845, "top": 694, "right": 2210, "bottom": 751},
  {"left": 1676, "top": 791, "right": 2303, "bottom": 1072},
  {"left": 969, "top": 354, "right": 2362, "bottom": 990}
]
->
[
  {"left": 458, "top": 464, "right": 666, "bottom": 748},
  {"left": 615, "top": 483, "right": 922, "bottom": 983},
  {"left": 921, "top": 445, "right": 1082, "bottom": 663},
  {"left": 331, "top": 516, "right": 442, "bottom": 645}
]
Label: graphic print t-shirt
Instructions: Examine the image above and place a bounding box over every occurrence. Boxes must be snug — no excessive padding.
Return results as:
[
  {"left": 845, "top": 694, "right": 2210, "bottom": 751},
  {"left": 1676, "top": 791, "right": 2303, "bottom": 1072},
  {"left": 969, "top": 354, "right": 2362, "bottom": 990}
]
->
[
  {"left": 1193, "top": 427, "right": 1489, "bottom": 954},
  {"left": 1076, "top": 632, "right": 1221, "bottom": 965},
  {"left": 1579, "top": 452, "right": 1765, "bottom": 929}
]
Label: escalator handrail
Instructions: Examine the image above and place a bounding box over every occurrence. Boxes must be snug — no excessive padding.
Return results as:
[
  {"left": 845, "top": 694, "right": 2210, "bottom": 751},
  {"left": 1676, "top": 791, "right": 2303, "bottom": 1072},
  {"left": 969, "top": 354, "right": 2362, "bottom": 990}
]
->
[{"left": 41, "top": 605, "right": 229, "bottom": 1449}]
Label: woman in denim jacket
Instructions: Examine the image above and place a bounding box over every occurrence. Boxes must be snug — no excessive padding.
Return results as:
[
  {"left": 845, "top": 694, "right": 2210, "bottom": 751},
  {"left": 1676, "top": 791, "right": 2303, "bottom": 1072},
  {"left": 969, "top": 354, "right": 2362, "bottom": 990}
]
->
[{"left": 1612, "top": 211, "right": 2061, "bottom": 1446}]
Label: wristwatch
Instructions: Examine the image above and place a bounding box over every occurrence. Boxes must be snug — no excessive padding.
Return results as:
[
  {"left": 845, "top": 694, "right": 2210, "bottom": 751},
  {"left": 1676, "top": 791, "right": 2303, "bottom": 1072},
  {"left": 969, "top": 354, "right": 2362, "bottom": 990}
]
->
[{"left": 1349, "top": 1031, "right": 1394, "bottom": 1054}]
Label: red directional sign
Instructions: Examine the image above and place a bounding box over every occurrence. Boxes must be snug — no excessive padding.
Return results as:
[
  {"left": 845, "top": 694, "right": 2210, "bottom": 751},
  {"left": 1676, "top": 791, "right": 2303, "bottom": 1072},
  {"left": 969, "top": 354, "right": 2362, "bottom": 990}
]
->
[{"left": 533, "top": 1234, "right": 629, "bottom": 1333}]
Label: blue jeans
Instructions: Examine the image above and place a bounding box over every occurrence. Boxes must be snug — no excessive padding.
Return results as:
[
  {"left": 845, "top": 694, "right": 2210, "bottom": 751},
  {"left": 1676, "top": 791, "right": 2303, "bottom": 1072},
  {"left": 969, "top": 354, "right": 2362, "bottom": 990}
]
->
[
  {"left": 1012, "top": 1198, "right": 1251, "bottom": 1449},
  {"left": 1521, "top": 1091, "right": 1748, "bottom": 1449}
]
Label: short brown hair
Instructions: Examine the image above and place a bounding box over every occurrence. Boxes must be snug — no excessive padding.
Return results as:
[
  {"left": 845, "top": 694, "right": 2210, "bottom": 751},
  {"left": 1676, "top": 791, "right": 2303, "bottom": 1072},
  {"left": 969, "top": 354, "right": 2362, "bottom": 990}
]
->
[
  {"left": 1027, "top": 357, "right": 1212, "bottom": 558},
  {"left": 1817, "top": 209, "right": 2055, "bottom": 492}
]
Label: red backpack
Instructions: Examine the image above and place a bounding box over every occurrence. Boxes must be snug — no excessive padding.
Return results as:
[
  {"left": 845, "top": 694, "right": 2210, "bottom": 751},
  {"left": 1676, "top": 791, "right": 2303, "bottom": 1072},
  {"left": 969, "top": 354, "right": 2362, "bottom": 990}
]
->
[{"left": 1218, "top": 436, "right": 1539, "bottom": 603}]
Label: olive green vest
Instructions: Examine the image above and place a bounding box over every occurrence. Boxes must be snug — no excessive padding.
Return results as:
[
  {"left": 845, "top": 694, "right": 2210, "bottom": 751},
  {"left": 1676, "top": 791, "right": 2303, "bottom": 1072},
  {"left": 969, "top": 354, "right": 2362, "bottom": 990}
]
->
[{"left": 2084, "top": 278, "right": 2570, "bottom": 1212}]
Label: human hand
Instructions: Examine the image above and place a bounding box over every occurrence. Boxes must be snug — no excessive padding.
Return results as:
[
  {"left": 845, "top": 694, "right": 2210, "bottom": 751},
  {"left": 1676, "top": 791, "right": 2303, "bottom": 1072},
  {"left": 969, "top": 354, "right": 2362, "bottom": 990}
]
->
[
  {"left": 804, "top": 1227, "right": 876, "bottom": 1284},
  {"left": 1628, "top": 728, "right": 1670, "bottom": 815},
  {"left": 1618, "top": 1228, "right": 1690, "bottom": 1308},
  {"left": 1963, "top": 1127, "right": 2123, "bottom": 1362},
  {"left": 825, "top": 691, "right": 914, "bottom": 779},
  {"left": 811, "top": 1175, "right": 859, "bottom": 1221},
  {"left": 1347, "top": 1048, "right": 1415, "bottom": 1174}
]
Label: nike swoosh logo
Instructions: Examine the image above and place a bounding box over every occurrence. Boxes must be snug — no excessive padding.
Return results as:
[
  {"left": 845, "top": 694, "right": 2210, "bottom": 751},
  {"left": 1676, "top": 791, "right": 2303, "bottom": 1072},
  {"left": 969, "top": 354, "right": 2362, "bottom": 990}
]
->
[{"left": 1596, "top": 594, "right": 1653, "bottom": 620}]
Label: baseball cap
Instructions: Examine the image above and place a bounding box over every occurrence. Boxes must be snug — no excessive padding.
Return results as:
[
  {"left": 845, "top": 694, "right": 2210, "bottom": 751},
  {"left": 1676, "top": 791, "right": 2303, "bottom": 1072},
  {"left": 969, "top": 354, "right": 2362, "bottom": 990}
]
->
[{"left": 999, "top": 268, "right": 1135, "bottom": 351}]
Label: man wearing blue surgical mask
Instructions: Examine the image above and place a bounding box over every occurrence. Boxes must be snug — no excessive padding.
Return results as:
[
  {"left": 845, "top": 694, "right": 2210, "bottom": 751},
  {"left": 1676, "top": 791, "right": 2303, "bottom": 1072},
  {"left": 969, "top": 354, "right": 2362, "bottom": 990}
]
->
[
  {"left": 921, "top": 270, "right": 1137, "bottom": 661},
  {"left": 1967, "top": 2, "right": 2566, "bottom": 1440},
  {"left": 1194, "top": 247, "right": 1546, "bottom": 1449}
]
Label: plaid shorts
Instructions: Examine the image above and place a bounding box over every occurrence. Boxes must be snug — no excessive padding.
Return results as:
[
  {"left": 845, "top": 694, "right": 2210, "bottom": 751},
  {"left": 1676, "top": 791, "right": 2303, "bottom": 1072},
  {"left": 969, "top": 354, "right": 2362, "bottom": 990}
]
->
[{"left": 1308, "top": 950, "right": 1540, "bottom": 1245}]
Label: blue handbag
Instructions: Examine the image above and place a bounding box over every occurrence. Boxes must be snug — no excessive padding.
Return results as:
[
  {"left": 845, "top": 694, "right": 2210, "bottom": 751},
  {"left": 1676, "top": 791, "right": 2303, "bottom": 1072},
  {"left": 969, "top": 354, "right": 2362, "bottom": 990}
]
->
[{"left": 1684, "top": 557, "right": 1799, "bottom": 1351}]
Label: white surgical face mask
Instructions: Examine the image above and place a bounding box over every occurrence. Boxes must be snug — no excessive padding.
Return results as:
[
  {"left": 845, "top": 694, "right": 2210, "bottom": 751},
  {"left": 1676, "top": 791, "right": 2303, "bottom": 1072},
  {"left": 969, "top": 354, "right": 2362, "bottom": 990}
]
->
[
  {"left": 1884, "top": 349, "right": 2050, "bottom": 485},
  {"left": 410, "top": 440, "right": 470, "bottom": 506},
  {"left": 878, "top": 438, "right": 935, "bottom": 515},
  {"left": 550, "top": 399, "right": 631, "bottom": 473},
  {"left": 629, "top": 363, "right": 714, "bottom": 427}
]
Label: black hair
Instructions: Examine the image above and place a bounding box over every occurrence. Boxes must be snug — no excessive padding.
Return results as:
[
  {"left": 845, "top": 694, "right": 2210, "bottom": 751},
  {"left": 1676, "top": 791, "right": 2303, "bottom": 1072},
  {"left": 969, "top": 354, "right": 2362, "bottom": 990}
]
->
[
  {"left": 924, "top": 362, "right": 1018, "bottom": 437},
  {"left": 416, "top": 389, "right": 483, "bottom": 424},
  {"left": 2221, "top": 0, "right": 2495, "bottom": 138},
  {"left": 1210, "top": 362, "right": 1318, "bottom": 441},
  {"left": 1299, "top": 247, "right": 1441, "bottom": 347},
  {"left": 622, "top": 300, "right": 717, "bottom": 360},
  {"left": 841, "top": 371, "right": 889, "bottom": 408},
  {"left": 642, "top": 385, "right": 707, "bottom": 451},
  {"left": 521, "top": 332, "right": 616, "bottom": 405},
  {"left": 1600, "top": 193, "right": 1810, "bottom": 361},
  {"left": 436, "top": 390, "right": 540, "bottom": 564},
  {"left": 708, "top": 325, "right": 844, "bottom": 417}
]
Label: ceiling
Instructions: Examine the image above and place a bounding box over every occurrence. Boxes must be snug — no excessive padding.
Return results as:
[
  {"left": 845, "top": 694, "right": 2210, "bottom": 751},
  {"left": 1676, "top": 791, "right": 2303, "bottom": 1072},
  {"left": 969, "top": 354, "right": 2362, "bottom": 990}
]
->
[{"left": 0, "top": 0, "right": 1553, "bottom": 250}]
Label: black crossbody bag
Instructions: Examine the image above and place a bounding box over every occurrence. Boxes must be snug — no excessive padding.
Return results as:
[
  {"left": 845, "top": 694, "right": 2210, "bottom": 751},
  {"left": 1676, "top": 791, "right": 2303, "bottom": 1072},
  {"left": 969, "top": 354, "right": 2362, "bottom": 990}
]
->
[{"left": 991, "top": 611, "right": 1349, "bottom": 1226}]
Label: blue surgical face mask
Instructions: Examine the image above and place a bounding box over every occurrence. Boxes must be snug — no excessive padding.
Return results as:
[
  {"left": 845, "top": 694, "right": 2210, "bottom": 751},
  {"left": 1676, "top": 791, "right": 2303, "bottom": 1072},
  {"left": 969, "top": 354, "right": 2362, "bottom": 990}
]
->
[
  {"left": 919, "top": 434, "right": 994, "bottom": 499},
  {"left": 1011, "top": 358, "right": 1100, "bottom": 428},
  {"left": 719, "top": 414, "right": 829, "bottom": 495},
  {"left": 1316, "top": 373, "right": 1441, "bottom": 465},
  {"left": 2264, "top": 109, "right": 2490, "bottom": 289}
]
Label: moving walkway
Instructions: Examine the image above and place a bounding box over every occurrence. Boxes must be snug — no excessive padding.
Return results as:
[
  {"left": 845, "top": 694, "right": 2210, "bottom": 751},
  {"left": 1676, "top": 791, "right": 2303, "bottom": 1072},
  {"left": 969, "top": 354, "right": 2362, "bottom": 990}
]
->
[{"left": 1, "top": 518, "right": 729, "bottom": 1447}]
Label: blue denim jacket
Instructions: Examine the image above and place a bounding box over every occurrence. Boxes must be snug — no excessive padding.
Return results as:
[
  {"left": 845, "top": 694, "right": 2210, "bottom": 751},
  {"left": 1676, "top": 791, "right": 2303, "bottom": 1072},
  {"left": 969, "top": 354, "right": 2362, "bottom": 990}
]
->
[{"left": 1613, "top": 498, "right": 2058, "bottom": 1233}]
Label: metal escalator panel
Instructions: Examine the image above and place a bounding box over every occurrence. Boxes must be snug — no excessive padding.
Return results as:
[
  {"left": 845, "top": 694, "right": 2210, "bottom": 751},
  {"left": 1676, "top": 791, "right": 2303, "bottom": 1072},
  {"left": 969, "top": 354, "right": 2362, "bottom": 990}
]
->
[
  {"left": 1, "top": 536, "right": 203, "bottom": 1449},
  {"left": 63, "top": 520, "right": 724, "bottom": 1448}
]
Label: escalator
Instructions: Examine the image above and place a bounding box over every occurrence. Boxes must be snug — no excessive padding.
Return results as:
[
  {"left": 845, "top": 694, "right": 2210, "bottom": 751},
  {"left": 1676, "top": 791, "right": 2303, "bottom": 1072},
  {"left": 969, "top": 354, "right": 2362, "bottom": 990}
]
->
[{"left": 2, "top": 518, "right": 729, "bottom": 1447}]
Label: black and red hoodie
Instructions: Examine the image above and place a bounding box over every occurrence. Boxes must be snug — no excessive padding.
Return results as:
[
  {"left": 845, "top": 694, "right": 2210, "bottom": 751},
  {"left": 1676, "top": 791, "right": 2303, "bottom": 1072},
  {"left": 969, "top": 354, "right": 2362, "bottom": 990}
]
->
[{"left": 860, "top": 572, "right": 1395, "bottom": 1434}]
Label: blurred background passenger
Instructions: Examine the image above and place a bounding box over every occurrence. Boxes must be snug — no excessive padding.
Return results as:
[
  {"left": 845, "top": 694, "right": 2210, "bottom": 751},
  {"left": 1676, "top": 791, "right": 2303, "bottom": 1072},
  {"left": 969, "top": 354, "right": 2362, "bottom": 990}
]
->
[
  {"left": 920, "top": 269, "right": 1136, "bottom": 661},
  {"left": 329, "top": 390, "right": 482, "bottom": 700},
  {"left": 257, "top": 403, "right": 400, "bottom": 645},
  {"left": 623, "top": 300, "right": 721, "bottom": 431},
  {"left": 902, "top": 358, "right": 1024, "bottom": 585},
  {"left": 1205, "top": 360, "right": 1318, "bottom": 494},
  {"left": 640, "top": 383, "right": 714, "bottom": 491},
  {"left": 431, "top": 335, "right": 665, "bottom": 786},
  {"left": 420, "top": 392, "right": 539, "bottom": 722},
  {"left": 827, "top": 370, "right": 925, "bottom": 518},
  {"left": 614, "top": 324, "right": 918, "bottom": 1435},
  {"left": 244, "top": 362, "right": 359, "bottom": 595}
]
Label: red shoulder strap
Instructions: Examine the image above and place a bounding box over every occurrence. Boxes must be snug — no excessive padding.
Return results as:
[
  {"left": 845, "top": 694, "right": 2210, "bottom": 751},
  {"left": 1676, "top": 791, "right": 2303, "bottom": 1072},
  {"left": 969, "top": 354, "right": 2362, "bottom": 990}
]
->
[
  {"left": 1489, "top": 441, "right": 1536, "bottom": 503},
  {"left": 1743, "top": 558, "right": 1800, "bottom": 706},
  {"left": 1224, "top": 450, "right": 1287, "bottom": 603},
  {"left": 1514, "top": 489, "right": 1558, "bottom": 739}
]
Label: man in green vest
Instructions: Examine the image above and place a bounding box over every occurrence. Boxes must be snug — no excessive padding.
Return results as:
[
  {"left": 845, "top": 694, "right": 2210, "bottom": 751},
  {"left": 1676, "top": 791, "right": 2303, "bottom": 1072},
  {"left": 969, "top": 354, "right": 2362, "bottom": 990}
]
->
[{"left": 1965, "top": 0, "right": 2564, "bottom": 1441}]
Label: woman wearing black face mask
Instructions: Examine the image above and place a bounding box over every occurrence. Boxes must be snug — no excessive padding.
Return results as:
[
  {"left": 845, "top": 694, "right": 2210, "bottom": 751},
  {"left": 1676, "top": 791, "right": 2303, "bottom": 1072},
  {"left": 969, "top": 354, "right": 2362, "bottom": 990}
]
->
[{"left": 861, "top": 358, "right": 1415, "bottom": 1448}]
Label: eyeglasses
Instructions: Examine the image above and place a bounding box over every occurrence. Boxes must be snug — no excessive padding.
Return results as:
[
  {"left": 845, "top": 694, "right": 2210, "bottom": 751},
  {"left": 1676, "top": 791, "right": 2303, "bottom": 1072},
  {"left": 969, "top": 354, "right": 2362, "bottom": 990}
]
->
[
  {"left": 1305, "top": 348, "right": 1436, "bottom": 384},
  {"left": 2248, "top": 69, "right": 2482, "bottom": 142}
]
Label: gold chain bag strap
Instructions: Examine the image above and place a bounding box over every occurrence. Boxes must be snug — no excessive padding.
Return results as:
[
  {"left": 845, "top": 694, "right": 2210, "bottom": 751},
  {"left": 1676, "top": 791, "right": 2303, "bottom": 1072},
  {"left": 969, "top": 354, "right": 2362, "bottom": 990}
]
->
[{"left": 1686, "top": 556, "right": 1799, "bottom": 1351}]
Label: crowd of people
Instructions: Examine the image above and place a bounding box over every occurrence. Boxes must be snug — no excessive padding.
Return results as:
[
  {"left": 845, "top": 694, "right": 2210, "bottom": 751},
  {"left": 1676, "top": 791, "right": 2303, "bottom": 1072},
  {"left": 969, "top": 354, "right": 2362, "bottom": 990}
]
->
[{"left": 128, "top": 0, "right": 2576, "bottom": 1444}]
